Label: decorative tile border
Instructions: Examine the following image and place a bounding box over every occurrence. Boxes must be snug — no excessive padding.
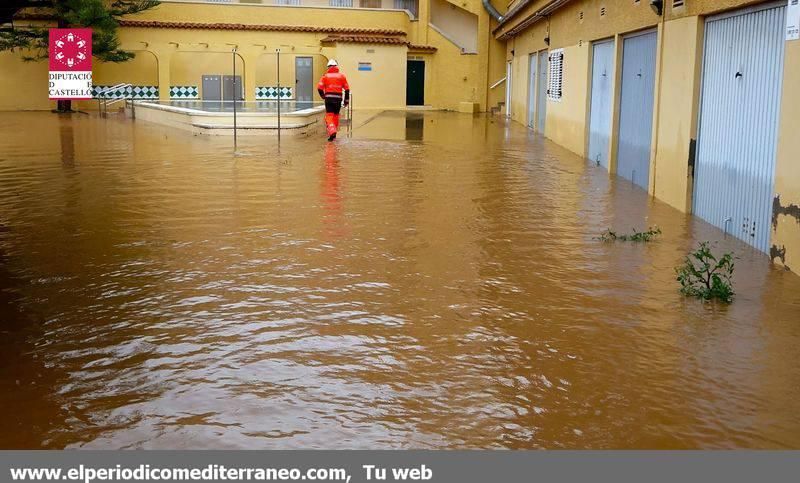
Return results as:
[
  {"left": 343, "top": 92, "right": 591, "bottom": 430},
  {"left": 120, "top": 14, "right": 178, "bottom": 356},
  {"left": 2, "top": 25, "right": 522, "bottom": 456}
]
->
[
  {"left": 170, "top": 85, "right": 199, "bottom": 99},
  {"left": 256, "top": 86, "right": 293, "bottom": 100},
  {"left": 92, "top": 85, "right": 159, "bottom": 99}
]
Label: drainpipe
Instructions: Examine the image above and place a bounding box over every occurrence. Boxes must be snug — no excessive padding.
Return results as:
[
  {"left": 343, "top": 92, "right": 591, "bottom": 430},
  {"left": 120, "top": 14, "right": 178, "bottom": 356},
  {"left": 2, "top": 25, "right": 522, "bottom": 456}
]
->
[{"left": 482, "top": 0, "right": 503, "bottom": 22}]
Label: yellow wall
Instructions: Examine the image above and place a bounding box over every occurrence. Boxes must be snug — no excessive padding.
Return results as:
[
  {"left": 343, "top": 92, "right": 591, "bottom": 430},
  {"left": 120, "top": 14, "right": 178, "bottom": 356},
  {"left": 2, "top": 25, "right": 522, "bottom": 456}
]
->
[
  {"left": 544, "top": 43, "right": 589, "bottom": 156},
  {"left": 430, "top": 0, "right": 479, "bottom": 53},
  {"left": 127, "top": 1, "right": 412, "bottom": 32},
  {"left": 93, "top": 51, "right": 159, "bottom": 86},
  {"left": 323, "top": 43, "right": 407, "bottom": 109},
  {"left": 651, "top": 16, "right": 702, "bottom": 213},
  {"left": 0, "top": 52, "right": 54, "bottom": 111},
  {"left": 773, "top": 40, "right": 800, "bottom": 271},
  {"left": 506, "top": 24, "right": 590, "bottom": 157}
]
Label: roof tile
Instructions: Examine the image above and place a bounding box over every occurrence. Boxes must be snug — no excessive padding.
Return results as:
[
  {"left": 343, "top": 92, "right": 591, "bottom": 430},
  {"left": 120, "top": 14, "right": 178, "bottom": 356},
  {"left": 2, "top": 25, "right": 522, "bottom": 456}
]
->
[{"left": 118, "top": 20, "right": 406, "bottom": 36}]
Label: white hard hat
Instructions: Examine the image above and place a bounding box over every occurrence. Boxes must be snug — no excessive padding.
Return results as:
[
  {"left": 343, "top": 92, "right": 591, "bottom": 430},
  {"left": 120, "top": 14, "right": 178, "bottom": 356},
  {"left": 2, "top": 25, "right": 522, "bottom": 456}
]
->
[{"left": 327, "top": 59, "right": 338, "bottom": 67}]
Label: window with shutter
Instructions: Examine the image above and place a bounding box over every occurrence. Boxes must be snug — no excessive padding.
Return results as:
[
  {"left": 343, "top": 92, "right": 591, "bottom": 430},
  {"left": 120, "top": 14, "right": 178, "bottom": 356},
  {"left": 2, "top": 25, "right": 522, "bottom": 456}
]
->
[{"left": 547, "top": 49, "right": 564, "bottom": 102}]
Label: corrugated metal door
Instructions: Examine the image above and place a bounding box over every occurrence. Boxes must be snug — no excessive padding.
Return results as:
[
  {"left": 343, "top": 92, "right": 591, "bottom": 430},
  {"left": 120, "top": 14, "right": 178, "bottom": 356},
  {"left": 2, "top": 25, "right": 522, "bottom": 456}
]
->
[
  {"left": 588, "top": 39, "right": 614, "bottom": 169},
  {"left": 527, "top": 53, "right": 537, "bottom": 129},
  {"left": 537, "top": 50, "right": 548, "bottom": 133},
  {"left": 616, "top": 30, "right": 657, "bottom": 190},
  {"left": 694, "top": 4, "right": 786, "bottom": 253}
]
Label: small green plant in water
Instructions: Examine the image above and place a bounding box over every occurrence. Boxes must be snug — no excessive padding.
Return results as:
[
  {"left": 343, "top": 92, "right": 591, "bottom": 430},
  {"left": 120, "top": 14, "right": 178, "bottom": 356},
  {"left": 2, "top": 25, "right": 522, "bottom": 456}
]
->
[
  {"left": 675, "top": 242, "right": 735, "bottom": 303},
  {"left": 596, "top": 227, "right": 662, "bottom": 242}
]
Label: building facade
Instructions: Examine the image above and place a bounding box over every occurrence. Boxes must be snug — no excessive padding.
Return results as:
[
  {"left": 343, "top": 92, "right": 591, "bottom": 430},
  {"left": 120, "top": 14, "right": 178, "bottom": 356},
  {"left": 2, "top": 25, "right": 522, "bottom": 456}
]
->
[
  {"left": 497, "top": 0, "right": 800, "bottom": 273},
  {"left": 0, "top": 0, "right": 508, "bottom": 112}
]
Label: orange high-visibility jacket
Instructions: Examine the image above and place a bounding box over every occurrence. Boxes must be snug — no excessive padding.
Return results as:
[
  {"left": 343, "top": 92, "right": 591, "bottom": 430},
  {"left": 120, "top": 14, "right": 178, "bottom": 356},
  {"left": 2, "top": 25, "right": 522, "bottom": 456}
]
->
[{"left": 317, "top": 67, "right": 350, "bottom": 100}]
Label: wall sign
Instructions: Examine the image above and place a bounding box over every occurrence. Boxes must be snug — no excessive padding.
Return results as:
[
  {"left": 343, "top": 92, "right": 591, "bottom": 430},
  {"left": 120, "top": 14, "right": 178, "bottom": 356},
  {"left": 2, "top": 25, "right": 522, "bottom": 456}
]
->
[
  {"left": 358, "top": 62, "right": 372, "bottom": 71},
  {"left": 49, "top": 28, "right": 93, "bottom": 100},
  {"left": 788, "top": 0, "right": 800, "bottom": 41}
]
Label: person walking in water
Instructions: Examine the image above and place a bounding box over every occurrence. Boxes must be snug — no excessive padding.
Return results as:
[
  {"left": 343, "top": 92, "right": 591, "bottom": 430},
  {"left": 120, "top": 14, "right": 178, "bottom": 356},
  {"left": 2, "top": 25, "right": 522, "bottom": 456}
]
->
[{"left": 317, "top": 59, "right": 350, "bottom": 141}]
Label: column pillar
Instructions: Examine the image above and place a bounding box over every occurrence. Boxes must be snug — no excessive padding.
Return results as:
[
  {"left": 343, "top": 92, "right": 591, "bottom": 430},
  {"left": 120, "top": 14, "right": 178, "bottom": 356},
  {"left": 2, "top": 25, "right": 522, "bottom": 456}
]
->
[
  {"left": 242, "top": 51, "right": 258, "bottom": 103},
  {"left": 157, "top": 51, "right": 171, "bottom": 102},
  {"left": 417, "top": 0, "right": 430, "bottom": 44}
]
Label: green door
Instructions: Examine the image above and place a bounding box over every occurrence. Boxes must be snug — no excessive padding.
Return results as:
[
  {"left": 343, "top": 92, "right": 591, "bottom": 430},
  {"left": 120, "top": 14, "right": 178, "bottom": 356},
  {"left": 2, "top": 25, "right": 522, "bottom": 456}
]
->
[{"left": 406, "top": 60, "right": 425, "bottom": 106}]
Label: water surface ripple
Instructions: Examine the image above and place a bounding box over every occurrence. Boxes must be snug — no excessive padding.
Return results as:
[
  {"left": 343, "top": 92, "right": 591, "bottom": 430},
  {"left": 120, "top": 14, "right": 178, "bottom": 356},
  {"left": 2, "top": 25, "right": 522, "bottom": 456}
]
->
[{"left": 0, "top": 111, "right": 799, "bottom": 449}]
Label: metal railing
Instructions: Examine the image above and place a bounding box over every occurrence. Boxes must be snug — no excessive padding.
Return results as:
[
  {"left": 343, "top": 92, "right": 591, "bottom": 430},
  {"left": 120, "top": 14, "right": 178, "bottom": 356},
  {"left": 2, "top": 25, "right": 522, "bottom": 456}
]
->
[
  {"left": 94, "top": 83, "right": 133, "bottom": 117},
  {"left": 489, "top": 77, "right": 507, "bottom": 89},
  {"left": 345, "top": 94, "right": 353, "bottom": 135}
]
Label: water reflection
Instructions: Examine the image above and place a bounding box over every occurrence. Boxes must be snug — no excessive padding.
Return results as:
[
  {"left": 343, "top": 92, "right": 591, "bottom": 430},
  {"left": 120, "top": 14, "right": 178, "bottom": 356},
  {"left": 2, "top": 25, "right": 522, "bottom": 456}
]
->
[{"left": 0, "top": 111, "right": 798, "bottom": 449}]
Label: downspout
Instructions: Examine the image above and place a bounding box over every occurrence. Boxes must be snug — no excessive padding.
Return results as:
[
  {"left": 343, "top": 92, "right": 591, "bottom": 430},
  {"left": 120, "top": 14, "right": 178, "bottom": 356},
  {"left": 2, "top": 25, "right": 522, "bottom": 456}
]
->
[{"left": 482, "top": 0, "right": 503, "bottom": 22}]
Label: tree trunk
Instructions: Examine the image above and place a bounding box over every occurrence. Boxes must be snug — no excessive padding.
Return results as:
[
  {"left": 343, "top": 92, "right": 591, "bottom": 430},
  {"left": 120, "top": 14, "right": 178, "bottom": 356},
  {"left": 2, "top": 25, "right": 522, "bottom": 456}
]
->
[
  {"left": 56, "top": 100, "right": 73, "bottom": 112},
  {"left": 55, "top": 18, "right": 72, "bottom": 113}
]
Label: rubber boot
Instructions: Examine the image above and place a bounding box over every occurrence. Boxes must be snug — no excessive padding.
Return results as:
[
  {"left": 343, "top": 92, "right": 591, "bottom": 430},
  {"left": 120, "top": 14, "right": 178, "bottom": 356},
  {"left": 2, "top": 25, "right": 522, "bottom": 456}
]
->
[{"left": 325, "top": 112, "right": 337, "bottom": 141}]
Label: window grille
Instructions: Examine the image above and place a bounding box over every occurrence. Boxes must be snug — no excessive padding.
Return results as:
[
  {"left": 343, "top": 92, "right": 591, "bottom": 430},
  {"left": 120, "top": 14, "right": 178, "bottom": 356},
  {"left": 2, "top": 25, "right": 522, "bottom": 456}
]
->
[
  {"left": 547, "top": 49, "right": 564, "bottom": 101},
  {"left": 330, "top": 0, "right": 354, "bottom": 7}
]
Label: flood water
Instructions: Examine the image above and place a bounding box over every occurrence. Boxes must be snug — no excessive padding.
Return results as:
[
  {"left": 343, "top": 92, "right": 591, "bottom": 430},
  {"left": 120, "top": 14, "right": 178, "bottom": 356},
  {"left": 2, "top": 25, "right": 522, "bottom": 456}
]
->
[{"left": 1, "top": 111, "right": 799, "bottom": 449}]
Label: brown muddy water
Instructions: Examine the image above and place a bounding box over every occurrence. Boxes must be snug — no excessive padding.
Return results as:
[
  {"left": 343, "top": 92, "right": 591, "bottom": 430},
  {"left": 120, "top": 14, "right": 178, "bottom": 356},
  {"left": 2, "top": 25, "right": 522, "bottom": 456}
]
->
[{"left": 0, "top": 111, "right": 799, "bottom": 449}]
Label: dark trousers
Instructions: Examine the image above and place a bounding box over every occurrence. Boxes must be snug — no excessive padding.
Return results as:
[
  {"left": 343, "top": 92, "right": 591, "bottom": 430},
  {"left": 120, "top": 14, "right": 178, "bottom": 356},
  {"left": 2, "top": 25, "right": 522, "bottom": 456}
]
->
[{"left": 324, "top": 97, "right": 342, "bottom": 114}]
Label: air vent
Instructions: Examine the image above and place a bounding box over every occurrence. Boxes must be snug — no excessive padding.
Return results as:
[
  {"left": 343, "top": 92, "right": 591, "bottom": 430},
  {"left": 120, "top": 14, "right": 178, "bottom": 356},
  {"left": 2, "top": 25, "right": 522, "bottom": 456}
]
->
[
  {"left": 579, "top": 11, "right": 584, "bottom": 20},
  {"left": 673, "top": 0, "right": 685, "bottom": 8},
  {"left": 600, "top": 7, "right": 606, "bottom": 16}
]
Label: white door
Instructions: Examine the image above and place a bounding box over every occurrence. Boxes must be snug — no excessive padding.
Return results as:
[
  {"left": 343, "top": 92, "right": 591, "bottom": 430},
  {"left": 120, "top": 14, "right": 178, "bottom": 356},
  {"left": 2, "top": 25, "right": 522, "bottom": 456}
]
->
[
  {"left": 616, "top": 30, "right": 657, "bottom": 190},
  {"left": 527, "top": 53, "right": 537, "bottom": 128},
  {"left": 536, "top": 51, "right": 548, "bottom": 133},
  {"left": 588, "top": 39, "right": 615, "bottom": 169}
]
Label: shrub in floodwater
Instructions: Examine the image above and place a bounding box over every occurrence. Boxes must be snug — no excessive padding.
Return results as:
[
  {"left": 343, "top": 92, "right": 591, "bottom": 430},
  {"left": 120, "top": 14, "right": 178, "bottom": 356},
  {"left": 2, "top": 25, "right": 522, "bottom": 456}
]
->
[
  {"left": 595, "top": 226, "right": 662, "bottom": 243},
  {"left": 675, "top": 242, "right": 735, "bottom": 303}
]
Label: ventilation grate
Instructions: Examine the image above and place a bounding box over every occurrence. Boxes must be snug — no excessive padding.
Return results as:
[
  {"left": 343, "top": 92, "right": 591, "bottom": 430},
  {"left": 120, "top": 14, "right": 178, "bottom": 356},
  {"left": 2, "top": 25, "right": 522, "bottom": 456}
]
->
[{"left": 673, "top": 0, "right": 685, "bottom": 8}]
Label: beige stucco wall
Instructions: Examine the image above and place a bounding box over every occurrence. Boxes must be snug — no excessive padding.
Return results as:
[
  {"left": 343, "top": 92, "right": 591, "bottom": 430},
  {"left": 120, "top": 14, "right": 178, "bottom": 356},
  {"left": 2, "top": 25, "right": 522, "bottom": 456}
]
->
[
  {"left": 0, "top": 52, "right": 53, "bottom": 111},
  {"left": 772, "top": 40, "right": 800, "bottom": 271},
  {"left": 506, "top": 23, "right": 590, "bottom": 157},
  {"left": 93, "top": 51, "right": 159, "bottom": 87},
  {"left": 651, "top": 15, "right": 703, "bottom": 213},
  {"left": 130, "top": 1, "right": 413, "bottom": 32},
  {"left": 323, "top": 43, "right": 408, "bottom": 109},
  {"left": 430, "top": 0, "right": 479, "bottom": 53}
]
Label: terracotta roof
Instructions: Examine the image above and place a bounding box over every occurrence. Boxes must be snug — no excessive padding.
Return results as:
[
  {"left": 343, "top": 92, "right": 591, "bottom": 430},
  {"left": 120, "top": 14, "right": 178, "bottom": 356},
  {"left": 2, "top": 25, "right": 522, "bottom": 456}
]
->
[
  {"left": 321, "top": 35, "right": 437, "bottom": 52},
  {"left": 118, "top": 20, "right": 406, "bottom": 36},
  {"left": 320, "top": 35, "right": 407, "bottom": 45},
  {"left": 13, "top": 8, "right": 56, "bottom": 21},
  {"left": 407, "top": 44, "right": 437, "bottom": 52}
]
